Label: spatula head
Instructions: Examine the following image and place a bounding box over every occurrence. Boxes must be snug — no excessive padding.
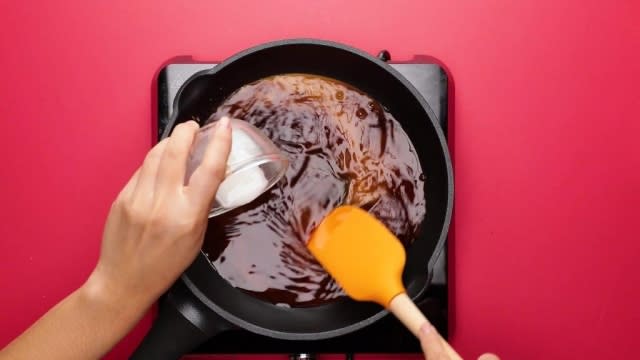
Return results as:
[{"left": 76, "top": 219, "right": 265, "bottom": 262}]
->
[{"left": 307, "top": 205, "right": 406, "bottom": 307}]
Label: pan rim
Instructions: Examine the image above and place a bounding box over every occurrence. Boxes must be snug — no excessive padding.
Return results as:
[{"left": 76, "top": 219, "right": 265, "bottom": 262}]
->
[{"left": 165, "top": 38, "right": 454, "bottom": 340}]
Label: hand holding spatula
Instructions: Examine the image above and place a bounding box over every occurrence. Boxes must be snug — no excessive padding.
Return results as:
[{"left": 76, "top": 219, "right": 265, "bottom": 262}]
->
[{"left": 307, "top": 205, "right": 462, "bottom": 359}]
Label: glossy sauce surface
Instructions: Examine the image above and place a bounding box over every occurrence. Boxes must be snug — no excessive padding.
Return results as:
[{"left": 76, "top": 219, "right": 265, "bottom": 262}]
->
[{"left": 202, "top": 74, "right": 426, "bottom": 307}]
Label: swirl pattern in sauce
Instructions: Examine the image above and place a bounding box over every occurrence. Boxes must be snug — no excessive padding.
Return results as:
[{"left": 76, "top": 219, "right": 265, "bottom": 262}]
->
[{"left": 202, "top": 74, "right": 426, "bottom": 307}]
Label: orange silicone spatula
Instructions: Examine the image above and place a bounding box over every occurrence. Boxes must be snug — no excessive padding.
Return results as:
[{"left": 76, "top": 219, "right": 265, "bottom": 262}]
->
[{"left": 308, "top": 205, "right": 461, "bottom": 359}]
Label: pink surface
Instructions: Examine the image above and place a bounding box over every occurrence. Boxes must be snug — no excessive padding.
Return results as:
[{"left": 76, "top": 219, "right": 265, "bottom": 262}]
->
[{"left": 1, "top": 1, "right": 639, "bottom": 359}]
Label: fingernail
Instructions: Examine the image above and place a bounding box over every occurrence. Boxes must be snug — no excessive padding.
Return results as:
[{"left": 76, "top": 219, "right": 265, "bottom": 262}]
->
[
  {"left": 219, "top": 116, "right": 231, "bottom": 130},
  {"left": 420, "top": 323, "right": 433, "bottom": 336}
]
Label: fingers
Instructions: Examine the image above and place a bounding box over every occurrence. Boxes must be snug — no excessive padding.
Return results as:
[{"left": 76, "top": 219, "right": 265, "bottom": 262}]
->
[
  {"left": 187, "top": 116, "right": 232, "bottom": 210},
  {"left": 132, "top": 138, "right": 169, "bottom": 203},
  {"left": 156, "top": 121, "right": 199, "bottom": 190},
  {"left": 478, "top": 354, "right": 500, "bottom": 360},
  {"left": 419, "top": 323, "right": 447, "bottom": 360}
]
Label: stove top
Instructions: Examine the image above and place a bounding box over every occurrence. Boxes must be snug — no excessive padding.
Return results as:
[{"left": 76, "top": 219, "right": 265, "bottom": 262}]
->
[{"left": 156, "top": 56, "right": 450, "bottom": 358}]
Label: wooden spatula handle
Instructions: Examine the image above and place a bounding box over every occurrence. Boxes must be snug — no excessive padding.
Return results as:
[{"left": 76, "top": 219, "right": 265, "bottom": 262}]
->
[{"left": 389, "top": 293, "right": 462, "bottom": 359}]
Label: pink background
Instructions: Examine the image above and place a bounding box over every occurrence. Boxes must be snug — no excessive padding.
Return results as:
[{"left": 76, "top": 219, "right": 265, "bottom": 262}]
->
[{"left": 1, "top": 1, "right": 639, "bottom": 359}]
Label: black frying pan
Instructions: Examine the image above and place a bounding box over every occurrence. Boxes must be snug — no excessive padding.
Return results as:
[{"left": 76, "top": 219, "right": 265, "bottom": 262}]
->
[{"left": 131, "top": 39, "right": 453, "bottom": 360}]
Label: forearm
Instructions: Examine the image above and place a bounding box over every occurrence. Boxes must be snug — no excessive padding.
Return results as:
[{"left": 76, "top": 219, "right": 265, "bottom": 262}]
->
[
  {"left": 1, "top": 275, "right": 151, "bottom": 360},
  {"left": 1, "top": 120, "right": 230, "bottom": 360}
]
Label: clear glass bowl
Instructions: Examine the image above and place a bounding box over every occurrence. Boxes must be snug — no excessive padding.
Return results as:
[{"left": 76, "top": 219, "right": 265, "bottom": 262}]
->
[{"left": 185, "top": 117, "right": 289, "bottom": 217}]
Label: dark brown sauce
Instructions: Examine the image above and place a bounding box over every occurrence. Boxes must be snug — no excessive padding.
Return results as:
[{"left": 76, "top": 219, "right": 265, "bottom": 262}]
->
[{"left": 202, "top": 74, "right": 426, "bottom": 307}]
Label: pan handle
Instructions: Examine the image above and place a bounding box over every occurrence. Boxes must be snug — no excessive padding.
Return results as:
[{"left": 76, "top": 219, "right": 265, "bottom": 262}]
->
[
  {"left": 130, "top": 278, "right": 232, "bottom": 360},
  {"left": 377, "top": 50, "right": 391, "bottom": 62}
]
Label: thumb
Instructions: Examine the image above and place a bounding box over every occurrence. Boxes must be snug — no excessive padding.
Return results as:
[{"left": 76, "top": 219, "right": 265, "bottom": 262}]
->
[
  {"left": 187, "top": 116, "right": 233, "bottom": 210},
  {"left": 419, "top": 322, "right": 447, "bottom": 360}
]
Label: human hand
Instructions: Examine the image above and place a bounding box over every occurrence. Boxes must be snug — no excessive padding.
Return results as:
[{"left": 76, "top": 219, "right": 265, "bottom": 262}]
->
[
  {"left": 419, "top": 323, "right": 499, "bottom": 360},
  {"left": 85, "top": 118, "right": 232, "bottom": 312},
  {"left": 0, "top": 119, "right": 231, "bottom": 360}
]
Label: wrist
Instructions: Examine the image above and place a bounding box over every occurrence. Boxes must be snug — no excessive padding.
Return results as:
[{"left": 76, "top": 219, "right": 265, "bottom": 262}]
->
[{"left": 81, "top": 267, "right": 152, "bottom": 321}]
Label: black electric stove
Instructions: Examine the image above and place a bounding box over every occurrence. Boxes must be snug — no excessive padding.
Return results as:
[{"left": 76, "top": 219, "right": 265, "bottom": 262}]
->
[{"left": 156, "top": 53, "right": 450, "bottom": 358}]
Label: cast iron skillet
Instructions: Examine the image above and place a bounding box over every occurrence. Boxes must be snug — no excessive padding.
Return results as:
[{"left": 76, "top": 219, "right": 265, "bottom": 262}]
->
[{"left": 131, "top": 39, "right": 453, "bottom": 360}]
